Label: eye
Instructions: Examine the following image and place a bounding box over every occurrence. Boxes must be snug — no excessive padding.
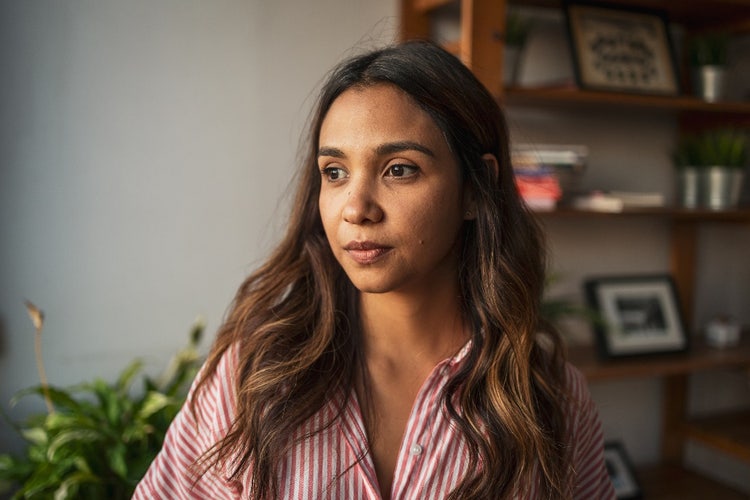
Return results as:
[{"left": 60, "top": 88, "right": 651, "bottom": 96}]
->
[
  {"left": 321, "top": 166, "right": 348, "bottom": 181},
  {"left": 385, "top": 164, "right": 418, "bottom": 178}
]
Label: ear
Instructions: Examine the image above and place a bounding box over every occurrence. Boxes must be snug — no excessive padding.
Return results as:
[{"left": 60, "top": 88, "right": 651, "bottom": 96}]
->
[
  {"left": 482, "top": 153, "right": 499, "bottom": 178},
  {"left": 463, "top": 153, "right": 499, "bottom": 220}
]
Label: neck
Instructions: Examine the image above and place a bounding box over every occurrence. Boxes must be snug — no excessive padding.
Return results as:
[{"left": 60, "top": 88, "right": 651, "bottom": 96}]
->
[{"left": 358, "top": 282, "right": 469, "bottom": 369}]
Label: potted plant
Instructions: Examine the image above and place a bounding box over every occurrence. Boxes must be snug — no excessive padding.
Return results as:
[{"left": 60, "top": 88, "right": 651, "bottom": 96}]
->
[
  {"left": 503, "top": 11, "right": 533, "bottom": 86},
  {"left": 0, "top": 302, "right": 204, "bottom": 499},
  {"left": 672, "top": 134, "right": 703, "bottom": 208},
  {"left": 674, "top": 129, "right": 748, "bottom": 210},
  {"left": 688, "top": 33, "right": 729, "bottom": 102},
  {"left": 698, "top": 129, "right": 748, "bottom": 209}
]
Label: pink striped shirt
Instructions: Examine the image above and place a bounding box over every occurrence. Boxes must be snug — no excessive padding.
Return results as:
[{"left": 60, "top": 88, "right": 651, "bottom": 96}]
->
[{"left": 134, "top": 342, "right": 615, "bottom": 499}]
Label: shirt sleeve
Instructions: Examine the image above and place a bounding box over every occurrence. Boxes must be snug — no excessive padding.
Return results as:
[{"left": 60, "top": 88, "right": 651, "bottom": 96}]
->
[
  {"left": 132, "top": 344, "right": 241, "bottom": 500},
  {"left": 565, "top": 363, "right": 617, "bottom": 500}
]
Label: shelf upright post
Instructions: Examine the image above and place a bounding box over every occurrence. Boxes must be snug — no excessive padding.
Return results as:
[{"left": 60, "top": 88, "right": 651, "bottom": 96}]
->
[
  {"left": 400, "top": 0, "right": 431, "bottom": 41},
  {"left": 460, "top": 0, "right": 506, "bottom": 98},
  {"left": 662, "top": 220, "right": 697, "bottom": 463}
]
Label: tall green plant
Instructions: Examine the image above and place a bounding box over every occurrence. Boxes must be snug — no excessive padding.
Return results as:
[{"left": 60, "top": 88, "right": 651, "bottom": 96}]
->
[
  {"left": 505, "top": 11, "right": 532, "bottom": 48},
  {"left": 689, "top": 33, "right": 729, "bottom": 67},
  {"left": 673, "top": 129, "right": 749, "bottom": 169},
  {"left": 0, "top": 303, "right": 204, "bottom": 500}
]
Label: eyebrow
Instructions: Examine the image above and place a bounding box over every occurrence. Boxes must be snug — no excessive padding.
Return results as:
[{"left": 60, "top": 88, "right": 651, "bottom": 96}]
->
[{"left": 317, "top": 141, "right": 436, "bottom": 159}]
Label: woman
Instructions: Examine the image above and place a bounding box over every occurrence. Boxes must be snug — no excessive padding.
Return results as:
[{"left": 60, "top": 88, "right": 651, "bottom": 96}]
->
[{"left": 134, "top": 40, "right": 614, "bottom": 499}]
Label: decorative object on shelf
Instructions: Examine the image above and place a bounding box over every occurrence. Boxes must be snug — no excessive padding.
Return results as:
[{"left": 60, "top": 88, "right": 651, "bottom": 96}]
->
[
  {"left": 564, "top": 3, "right": 679, "bottom": 95},
  {"left": 570, "top": 190, "right": 665, "bottom": 212},
  {"left": 672, "top": 134, "right": 702, "bottom": 208},
  {"left": 0, "top": 302, "right": 205, "bottom": 499},
  {"left": 584, "top": 274, "right": 689, "bottom": 359},
  {"left": 688, "top": 32, "right": 729, "bottom": 102},
  {"left": 511, "top": 143, "right": 587, "bottom": 206},
  {"left": 603, "top": 441, "right": 643, "bottom": 500},
  {"left": 503, "top": 10, "right": 533, "bottom": 86},
  {"left": 512, "top": 163, "right": 562, "bottom": 211},
  {"left": 704, "top": 315, "right": 741, "bottom": 348},
  {"left": 674, "top": 129, "right": 748, "bottom": 210}
]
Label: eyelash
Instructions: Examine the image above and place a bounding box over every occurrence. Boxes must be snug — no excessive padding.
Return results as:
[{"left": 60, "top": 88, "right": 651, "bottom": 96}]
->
[
  {"left": 319, "top": 163, "right": 419, "bottom": 182},
  {"left": 385, "top": 164, "right": 418, "bottom": 178},
  {"left": 320, "top": 166, "right": 347, "bottom": 181}
]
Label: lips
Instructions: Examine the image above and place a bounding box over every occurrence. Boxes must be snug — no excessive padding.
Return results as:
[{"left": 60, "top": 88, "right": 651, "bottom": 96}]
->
[{"left": 343, "top": 241, "right": 392, "bottom": 265}]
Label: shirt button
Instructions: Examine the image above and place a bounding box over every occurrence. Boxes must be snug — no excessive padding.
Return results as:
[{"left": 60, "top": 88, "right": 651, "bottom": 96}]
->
[{"left": 410, "top": 444, "right": 423, "bottom": 456}]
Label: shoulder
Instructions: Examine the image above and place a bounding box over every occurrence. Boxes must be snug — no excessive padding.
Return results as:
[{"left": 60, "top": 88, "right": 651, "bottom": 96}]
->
[
  {"left": 562, "top": 361, "right": 617, "bottom": 499},
  {"left": 561, "top": 361, "right": 599, "bottom": 439},
  {"left": 190, "top": 342, "right": 241, "bottom": 433},
  {"left": 132, "top": 342, "right": 242, "bottom": 499}
]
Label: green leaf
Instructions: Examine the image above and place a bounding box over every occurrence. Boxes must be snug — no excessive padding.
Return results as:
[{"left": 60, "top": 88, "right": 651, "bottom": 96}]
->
[
  {"left": 116, "top": 360, "right": 143, "bottom": 393},
  {"left": 10, "top": 385, "right": 82, "bottom": 412},
  {"left": 47, "top": 429, "right": 103, "bottom": 462},
  {"left": 136, "top": 392, "right": 173, "bottom": 420},
  {"left": 53, "top": 471, "right": 100, "bottom": 500},
  {"left": 17, "top": 462, "right": 58, "bottom": 498},
  {"left": 21, "top": 427, "right": 48, "bottom": 446},
  {"left": 108, "top": 443, "right": 128, "bottom": 479}
]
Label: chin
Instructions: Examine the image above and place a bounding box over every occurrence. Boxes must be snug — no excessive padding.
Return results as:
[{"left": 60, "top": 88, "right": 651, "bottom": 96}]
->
[{"left": 344, "top": 272, "right": 402, "bottom": 295}]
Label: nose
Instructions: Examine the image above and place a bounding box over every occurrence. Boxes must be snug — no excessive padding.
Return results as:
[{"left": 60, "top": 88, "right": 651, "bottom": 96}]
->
[{"left": 342, "top": 177, "right": 383, "bottom": 225}]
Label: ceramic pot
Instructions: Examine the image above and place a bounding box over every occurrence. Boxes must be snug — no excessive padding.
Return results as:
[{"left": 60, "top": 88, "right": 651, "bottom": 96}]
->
[
  {"left": 503, "top": 45, "right": 522, "bottom": 86},
  {"left": 701, "top": 166, "right": 744, "bottom": 210},
  {"left": 692, "top": 65, "right": 726, "bottom": 102},
  {"left": 676, "top": 167, "right": 701, "bottom": 208}
]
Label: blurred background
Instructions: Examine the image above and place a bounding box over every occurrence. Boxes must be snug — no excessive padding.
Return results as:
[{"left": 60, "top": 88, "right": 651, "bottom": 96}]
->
[{"left": 0, "top": 0, "right": 398, "bottom": 455}]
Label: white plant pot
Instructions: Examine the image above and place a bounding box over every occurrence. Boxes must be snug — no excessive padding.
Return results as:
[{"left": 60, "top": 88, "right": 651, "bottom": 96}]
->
[
  {"left": 701, "top": 166, "right": 744, "bottom": 210},
  {"left": 692, "top": 65, "right": 727, "bottom": 102},
  {"left": 676, "top": 167, "right": 700, "bottom": 208},
  {"left": 503, "top": 45, "right": 522, "bottom": 86}
]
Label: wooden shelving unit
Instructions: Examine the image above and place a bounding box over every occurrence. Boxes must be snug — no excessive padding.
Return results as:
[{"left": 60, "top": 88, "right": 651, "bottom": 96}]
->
[
  {"left": 567, "top": 334, "right": 750, "bottom": 382},
  {"left": 505, "top": 86, "right": 750, "bottom": 114},
  {"left": 400, "top": 0, "right": 750, "bottom": 496}
]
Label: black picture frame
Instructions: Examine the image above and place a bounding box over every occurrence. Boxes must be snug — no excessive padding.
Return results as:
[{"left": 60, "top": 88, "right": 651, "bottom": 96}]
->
[
  {"left": 604, "top": 441, "right": 643, "bottom": 500},
  {"left": 584, "top": 274, "right": 689, "bottom": 359},
  {"left": 564, "top": 1, "right": 680, "bottom": 95}
]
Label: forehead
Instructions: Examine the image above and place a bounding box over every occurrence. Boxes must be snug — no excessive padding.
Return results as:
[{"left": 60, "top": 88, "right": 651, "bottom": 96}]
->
[{"left": 319, "top": 84, "right": 446, "bottom": 147}]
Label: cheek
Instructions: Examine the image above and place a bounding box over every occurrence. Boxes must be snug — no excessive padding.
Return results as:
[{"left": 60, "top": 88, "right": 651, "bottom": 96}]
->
[{"left": 318, "top": 194, "right": 338, "bottom": 238}]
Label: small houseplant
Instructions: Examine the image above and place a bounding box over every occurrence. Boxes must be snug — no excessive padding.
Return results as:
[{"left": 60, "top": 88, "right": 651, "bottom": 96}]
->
[
  {"left": 688, "top": 33, "right": 729, "bottom": 102},
  {"left": 672, "top": 134, "right": 703, "bottom": 208},
  {"left": 0, "top": 302, "right": 204, "bottom": 499},
  {"left": 503, "top": 11, "right": 533, "bottom": 86},
  {"left": 673, "top": 129, "right": 748, "bottom": 209}
]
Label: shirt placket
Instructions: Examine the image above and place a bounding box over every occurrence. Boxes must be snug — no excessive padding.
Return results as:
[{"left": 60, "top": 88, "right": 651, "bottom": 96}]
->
[{"left": 390, "top": 361, "right": 454, "bottom": 500}]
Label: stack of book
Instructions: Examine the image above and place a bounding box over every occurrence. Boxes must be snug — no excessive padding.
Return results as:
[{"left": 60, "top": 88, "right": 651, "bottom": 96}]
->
[
  {"left": 511, "top": 144, "right": 588, "bottom": 211},
  {"left": 513, "top": 164, "right": 562, "bottom": 211}
]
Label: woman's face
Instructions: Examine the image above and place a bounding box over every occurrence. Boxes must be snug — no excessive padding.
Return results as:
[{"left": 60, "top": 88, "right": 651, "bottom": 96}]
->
[{"left": 317, "top": 84, "right": 473, "bottom": 296}]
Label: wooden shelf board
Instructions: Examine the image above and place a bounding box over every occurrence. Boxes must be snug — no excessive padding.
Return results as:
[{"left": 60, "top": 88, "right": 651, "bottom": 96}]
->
[
  {"left": 413, "top": 0, "right": 454, "bottom": 13},
  {"left": 686, "top": 411, "right": 750, "bottom": 462},
  {"left": 509, "top": 0, "right": 750, "bottom": 32},
  {"left": 568, "top": 334, "right": 750, "bottom": 381},
  {"left": 536, "top": 207, "right": 750, "bottom": 223},
  {"left": 504, "top": 86, "right": 750, "bottom": 114},
  {"left": 637, "top": 463, "right": 748, "bottom": 499}
]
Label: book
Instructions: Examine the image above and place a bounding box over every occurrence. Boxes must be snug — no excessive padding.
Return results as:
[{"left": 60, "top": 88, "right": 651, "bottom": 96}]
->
[
  {"left": 608, "top": 191, "right": 665, "bottom": 208},
  {"left": 571, "top": 190, "right": 666, "bottom": 212},
  {"left": 572, "top": 192, "right": 624, "bottom": 212}
]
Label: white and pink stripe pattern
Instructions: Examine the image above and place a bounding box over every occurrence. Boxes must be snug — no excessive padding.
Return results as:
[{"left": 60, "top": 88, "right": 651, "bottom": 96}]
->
[{"left": 133, "top": 342, "right": 615, "bottom": 499}]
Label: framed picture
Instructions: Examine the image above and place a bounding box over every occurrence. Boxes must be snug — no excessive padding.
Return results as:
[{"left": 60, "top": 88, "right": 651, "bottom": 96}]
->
[
  {"left": 584, "top": 274, "right": 689, "bottom": 358},
  {"left": 604, "top": 442, "right": 642, "bottom": 500},
  {"left": 565, "top": 2, "right": 680, "bottom": 95}
]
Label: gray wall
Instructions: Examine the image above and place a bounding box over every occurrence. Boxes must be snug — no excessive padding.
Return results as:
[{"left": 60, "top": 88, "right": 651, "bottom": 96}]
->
[{"left": 0, "top": 0, "right": 398, "bottom": 453}]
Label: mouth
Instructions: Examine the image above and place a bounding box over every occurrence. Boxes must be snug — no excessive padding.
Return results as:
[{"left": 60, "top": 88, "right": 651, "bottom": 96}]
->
[{"left": 343, "top": 241, "right": 392, "bottom": 265}]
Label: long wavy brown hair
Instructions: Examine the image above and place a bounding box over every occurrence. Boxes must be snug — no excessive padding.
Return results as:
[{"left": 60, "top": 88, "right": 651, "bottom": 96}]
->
[{"left": 195, "top": 40, "right": 571, "bottom": 499}]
